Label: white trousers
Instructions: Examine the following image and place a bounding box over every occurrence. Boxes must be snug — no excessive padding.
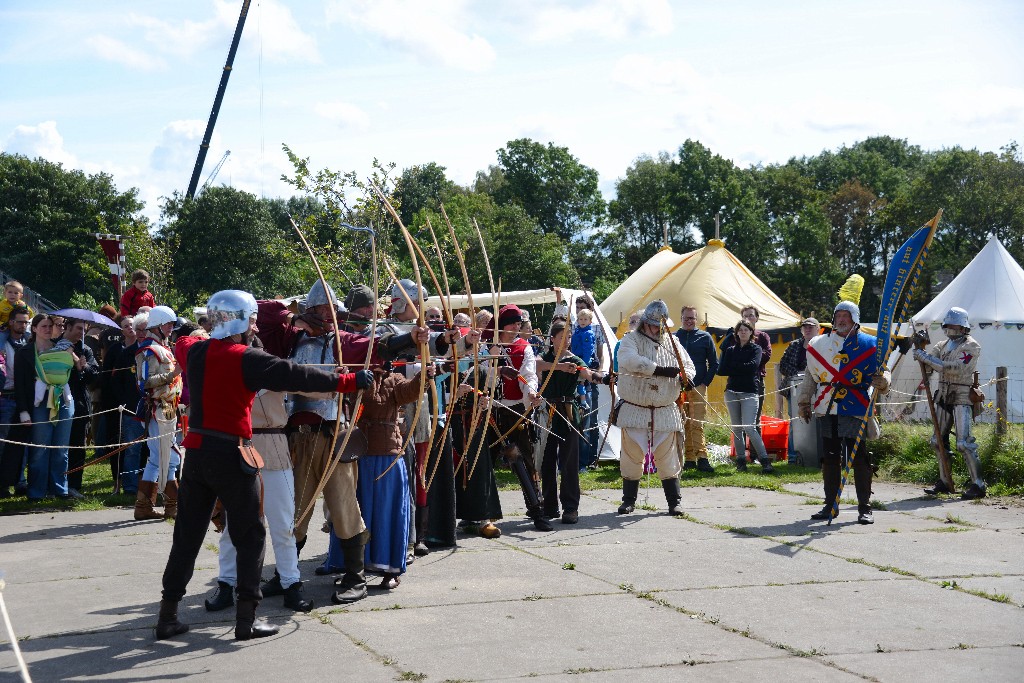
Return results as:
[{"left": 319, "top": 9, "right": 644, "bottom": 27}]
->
[{"left": 218, "top": 468, "right": 300, "bottom": 587}]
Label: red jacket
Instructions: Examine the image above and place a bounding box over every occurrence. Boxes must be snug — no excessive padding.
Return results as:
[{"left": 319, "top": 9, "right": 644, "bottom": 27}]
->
[
  {"left": 120, "top": 287, "right": 156, "bottom": 316},
  {"left": 175, "top": 335, "right": 358, "bottom": 448}
]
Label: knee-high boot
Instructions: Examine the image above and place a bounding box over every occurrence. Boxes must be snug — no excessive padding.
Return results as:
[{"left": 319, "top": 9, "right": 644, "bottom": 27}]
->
[
  {"left": 509, "top": 456, "right": 552, "bottom": 531},
  {"left": 162, "top": 479, "right": 178, "bottom": 519},
  {"left": 414, "top": 505, "right": 430, "bottom": 556},
  {"left": 135, "top": 480, "right": 163, "bottom": 521},
  {"left": 618, "top": 478, "right": 640, "bottom": 514},
  {"left": 332, "top": 531, "right": 368, "bottom": 604},
  {"left": 661, "top": 477, "right": 682, "bottom": 516}
]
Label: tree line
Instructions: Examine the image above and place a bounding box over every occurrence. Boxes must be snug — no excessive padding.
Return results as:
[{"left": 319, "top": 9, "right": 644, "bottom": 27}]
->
[{"left": 1, "top": 135, "right": 1021, "bottom": 320}]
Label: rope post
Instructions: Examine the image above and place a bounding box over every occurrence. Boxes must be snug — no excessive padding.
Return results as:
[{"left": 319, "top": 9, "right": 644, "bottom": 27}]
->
[{"left": 997, "top": 366, "right": 1008, "bottom": 436}]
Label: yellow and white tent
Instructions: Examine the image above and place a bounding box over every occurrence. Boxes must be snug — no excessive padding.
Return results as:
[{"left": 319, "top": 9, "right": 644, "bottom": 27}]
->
[
  {"left": 599, "top": 240, "right": 804, "bottom": 419},
  {"left": 600, "top": 240, "right": 801, "bottom": 334}
]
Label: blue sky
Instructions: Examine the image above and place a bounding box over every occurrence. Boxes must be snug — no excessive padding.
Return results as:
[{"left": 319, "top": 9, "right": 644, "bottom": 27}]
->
[{"left": 2, "top": 0, "right": 1022, "bottom": 222}]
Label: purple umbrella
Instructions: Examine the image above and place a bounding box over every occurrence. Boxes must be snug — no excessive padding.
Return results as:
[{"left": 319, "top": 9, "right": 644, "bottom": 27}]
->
[{"left": 48, "top": 308, "right": 119, "bottom": 328}]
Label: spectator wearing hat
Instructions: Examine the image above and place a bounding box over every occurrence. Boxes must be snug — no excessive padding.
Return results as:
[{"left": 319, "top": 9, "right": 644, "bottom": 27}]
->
[{"left": 778, "top": 318, "right": 819, "bottom": 464}]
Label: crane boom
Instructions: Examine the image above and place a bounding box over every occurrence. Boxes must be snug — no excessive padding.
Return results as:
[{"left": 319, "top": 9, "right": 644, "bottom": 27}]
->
[{"left": 185, "top": 0, "right": 250, "bottom": 199}]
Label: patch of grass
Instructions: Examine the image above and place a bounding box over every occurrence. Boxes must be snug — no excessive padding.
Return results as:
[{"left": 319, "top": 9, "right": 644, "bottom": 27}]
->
[
  {"left": 920, "top": 526, "right": 971, "bottom": 533},
  {"left": 952, "top": 643, "right": 976, "bottom": 650},
  {"left": 742, "top": 502, "right": 757, "bottom": 508},
  {"left": 561, "top": 562, "right": 576, "bottom": 571},
  {"left": 637, "top": 503, "right": 658, "bottom": 511},
  {"left": 675, "top": 512, "right": 700, "bottom": 523},
  {"left": 0, "top": 455, "right": 138, "bottom": 515},
  {"left": 873, "top": 422, "right": 1024, "bottom": 496},
  {"left": 397, "top": 672, "right": 426, "bottom": 681},
  {"left": 564, "top": 668, "right": 600, "bottom": 675},
  {"left": 204, "top": 542, "right": 219, "bottom": 554},
  {"left": 523, "top": 593, "right": 543, "bottom": 601},
  {"left": 889, "top": 528, "right": 899, "bottom": 533}
]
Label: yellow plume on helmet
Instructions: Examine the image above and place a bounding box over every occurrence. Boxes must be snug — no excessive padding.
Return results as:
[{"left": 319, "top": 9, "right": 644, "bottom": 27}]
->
[{"left": 836, "top": 274, "right": 864, "bottom": 306}]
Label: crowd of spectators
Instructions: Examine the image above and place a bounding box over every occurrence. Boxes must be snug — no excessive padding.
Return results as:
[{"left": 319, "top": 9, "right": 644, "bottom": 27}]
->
[{"left": 0, "top": 270, "right": 197, "bottom": 501}]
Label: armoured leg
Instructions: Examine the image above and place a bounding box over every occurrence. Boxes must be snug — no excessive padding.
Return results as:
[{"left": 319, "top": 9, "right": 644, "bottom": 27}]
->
[
  {"left": 954, "top": 405, "right": 986, "bottom": 491},
  {"left": 930, "top": 406, "right": 956, "bottom": 491}
]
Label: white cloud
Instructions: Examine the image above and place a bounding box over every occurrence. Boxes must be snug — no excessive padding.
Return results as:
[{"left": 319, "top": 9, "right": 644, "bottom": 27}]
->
[
  {"left": 610, "top": 54, "right": 705, "bottom": 96},
  {"left": 2, "top": 121, "right": 78, "bottom": 166},
  {"left": 127, "top": 0, "right": 318, "bottom": 63},
  {"left": 529, "top": 0, "right": 673, "bottom": 42},
  {"left": 326, "top": 0, "right": 495, "bottom": 72},
  {"left": 944, "top": 85, "right": 1024, "bottom": 128},
  {"left": 149, "top": 120, "right": 213, "bottom": 173},
  {"left": 85, "top": 35, "right": 166, "bottom": 71},
  {"left": 314, "top": 102, "right": 371, "bottom": 130}
]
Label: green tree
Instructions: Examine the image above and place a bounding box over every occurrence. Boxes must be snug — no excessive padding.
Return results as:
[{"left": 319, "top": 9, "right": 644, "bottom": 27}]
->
[
  {"left": 486, "top": 138, "right": 606, "bottom": 242},
  {"left": 160, "top": 187, "right": 316, "bottom": 304},
  {"left": 393, "top": 163, "right": 457, "bottom": 227},
  {"left": 669, "top": 140, "right": 775, "bottom": 274},
  {"left": 0, "top": 153, "right": 147, "bottom": 307},
  {"left": 414, "top": 191, "right": 579, "bottom": 296},
  {"left": 609, "top": 152, "right": 696, "bottom": 265}
]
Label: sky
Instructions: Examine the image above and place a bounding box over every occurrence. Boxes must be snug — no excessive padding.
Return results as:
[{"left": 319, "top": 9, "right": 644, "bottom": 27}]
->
[{"left": 2, "top": 0, "right": 1022, "bottom": 223}]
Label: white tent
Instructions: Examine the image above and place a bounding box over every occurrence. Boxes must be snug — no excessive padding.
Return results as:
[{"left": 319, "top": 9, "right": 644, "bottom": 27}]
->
[{"left": 884, "top": 237, "right": 1024, "bottom": 423}]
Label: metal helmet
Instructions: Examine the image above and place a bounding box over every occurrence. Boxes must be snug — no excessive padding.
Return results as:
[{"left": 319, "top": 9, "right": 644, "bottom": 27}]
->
[
  {"left": 305, "top": 280, "right": 337, "bottom": 309},
  {"left": 390, "top": 278, "right": 427, "bottom": 316},
  {"left": 639, "top": 299, "right": 673, "bottom": 328},
  {"left": 146, "top": 305, "right": 177, "bottom": 329},
  {"left": 833, "top": 301, "right": 860, "bottom": 326},
  {"left": 207, "top": 290, "right": 258, "bottom": 340},
  {"left": 941, "top": 307, "right": 970, "bottom": 330}
]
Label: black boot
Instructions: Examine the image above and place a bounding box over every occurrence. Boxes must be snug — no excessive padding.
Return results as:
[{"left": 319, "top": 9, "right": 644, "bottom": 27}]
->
[
  {"left": 661, "top": 478, "right": 682, "bottom": 516},
  {"left": 155, "top": 599, "right": 189, "bottom": 640},
  {"left": 414, "top": 505, "right": 430, "bottom": 556},
  {"left": 234, "top": 599, "right": 278, "bottom": 641},
  {"left": 282, "top": 581, "right": 313, "bottom": 612},
  {"left": 331, "top": 535, "right": 368, "bottom": 604},
  {"left": 696, "top": 458, "right": 715, "bottom": 473},
  {"left": 618, "top": 479, "right": 639, "bottom": 514},
  {"left": 759, "top": 458, "right": 774, "bottom": 474},
  {"left": 205, "top": 581, "right": 235, "bottom": 612},
  {"left": 810, "top": 504, "right": 832, "bottom": 520},
  {"left": 260, "top": 571, "right": 285, "bottom": 597}
]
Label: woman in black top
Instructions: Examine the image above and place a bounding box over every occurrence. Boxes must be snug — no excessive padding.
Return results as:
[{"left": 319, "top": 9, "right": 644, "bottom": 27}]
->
[{"left": 717, "top": 320, "right": 772, "bottom": 472}]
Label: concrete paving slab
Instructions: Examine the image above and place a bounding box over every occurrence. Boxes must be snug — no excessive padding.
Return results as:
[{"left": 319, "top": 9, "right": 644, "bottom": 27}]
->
[
  {"left": 799, "top": 527, "right": 1024, "bottom": 577},
  {"left": 531, "top": 534, "right": 885, "bottom": 593},
  {"left": 658, "top": 579, "right": 1024, "bottom": 656},
  {"left": 783, "top": 481, "right": 927, "bottom": 504},
  {"left": 0, "top": 618, "right": 396, "bottom": 682},
  {"left": 587, "top": 485, "right": 802, "bottom": 509},
  {"left": 332, "top": 593, "right": 783, "bottom": 681},
  {"left": 680, "top": 504, "right": 956, "bottom": 539},
  {"left": 886, "top": 497, "right": 1024, "bottom": 530},
  {"left": 511, "top": 654, "right": 865, "bottom": 682},
  {"left": 325, "top": 545, "right": 615, "bottom": 612},
  {"left": 829, "top": 645, "right": 1024, "bottom": 683}
]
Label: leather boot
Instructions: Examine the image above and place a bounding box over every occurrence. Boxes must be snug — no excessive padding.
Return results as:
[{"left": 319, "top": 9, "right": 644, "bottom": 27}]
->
[
  {"left": 414, "top": 505, "right": 430, "bottom": 556},
  {"left": 234, "top": 599, "right": 278, "bottom": 641},
  {"left": 162, "top": 479, "right": 178, "bottom": 519},
  {"left": 618, "top": 479, "right": 639, "bottom": 514},
  {"left": 282, "top": 581, "right": 313, "bottom": 612},
  {"left": 331, "top": 535, "right": 368, "bottom": 605},
  {"left": 135, "top": 481, "right": 163, "bottom": 521},
  {"left": 661, "top": 477, "right": 682, "bottom": 516},
  {"left": 260, "top": 571, "right": 285, "bottom": 597},
  {"left": 154, "top": 599, "right": 189, "bottom": 640},
  {"left": 205, "top": 581, "right": 235, "bottom": 611},
  {"left": 696, "top": 458, "right": 715, "bottom": 473}
]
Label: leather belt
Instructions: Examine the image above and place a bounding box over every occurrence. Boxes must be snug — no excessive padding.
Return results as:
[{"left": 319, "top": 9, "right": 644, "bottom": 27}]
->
[
  {"left": 189, "top": 426, "right": 252, "bottom": 445},
  {"left": 252, "top": 427, "right": 286, "bottom": 434}
]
